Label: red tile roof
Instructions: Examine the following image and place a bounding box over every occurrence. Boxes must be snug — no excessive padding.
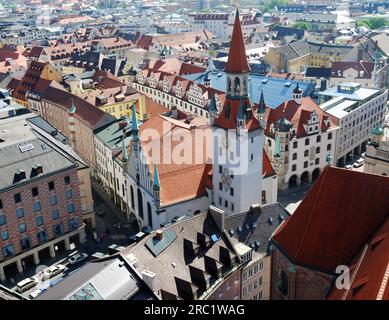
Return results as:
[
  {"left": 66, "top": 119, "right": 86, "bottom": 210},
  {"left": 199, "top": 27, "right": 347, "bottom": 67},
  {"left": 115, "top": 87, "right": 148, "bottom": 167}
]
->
[
  {"left": 263, "top": 151, "right": 276, "bottom": 178},
  {"left": 264, "top": 97, "right": 337, "bottom": 138},
  {"left": 272, "top": 167, "right": 389, "bottom": 274},
  {"left": 225, "top": 10, "right": 250, "bottom": 74},
  {"left": 12, "top": 61, "right": 47, "bottom": 101},
  {"left": 42, "top": 86, "right": 115, "bottom": 129},
  {"left": 327, "top": 217, "right": 389, "bottom": 300},
  {"left": 214, "top": 97, "right": 260, "bottom": 131}
]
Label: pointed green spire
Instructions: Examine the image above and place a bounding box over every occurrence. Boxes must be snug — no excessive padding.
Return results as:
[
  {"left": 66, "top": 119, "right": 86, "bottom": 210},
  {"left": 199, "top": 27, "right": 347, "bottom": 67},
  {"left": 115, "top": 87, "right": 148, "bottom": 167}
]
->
[
  {"left": 274, "top": 130, "right": 281, "bottom": 157},
  {"left": 121, "top": 136, "right": 128, "bottom": 162},
  {"left": 237, "top": 98, "right": 245, "bottom": 120},
  {"left": 249, "top": 78, "right": 254, "bottom": 105},
  {"left": 209, "top": 93, "right": 217, "bottom": 113},
  {"left": 258, "top": 90, "right": 266, "bottom": 114},
  {"left": 131, "top": 103, "right": 138, "bottom": 137},
  {"left": 153, "top": 163, "right": 160, "bottom": 191},
  {"left": 68, "top": 98, "right": 76, "bottom": 114}
]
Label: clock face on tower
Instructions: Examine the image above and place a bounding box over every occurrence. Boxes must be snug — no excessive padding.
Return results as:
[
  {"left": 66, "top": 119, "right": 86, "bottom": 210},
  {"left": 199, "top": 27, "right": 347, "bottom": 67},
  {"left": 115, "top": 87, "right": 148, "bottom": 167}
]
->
[{"left": 220, "top": 168, "right": 232, "bottom": 191}]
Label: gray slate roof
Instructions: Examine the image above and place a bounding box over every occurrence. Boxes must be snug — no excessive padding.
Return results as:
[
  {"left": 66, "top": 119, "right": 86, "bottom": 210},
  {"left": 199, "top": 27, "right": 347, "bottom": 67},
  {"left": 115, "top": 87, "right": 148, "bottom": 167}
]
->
[{"left": 224, "top": 203, "right": 289, "bottom": 258}]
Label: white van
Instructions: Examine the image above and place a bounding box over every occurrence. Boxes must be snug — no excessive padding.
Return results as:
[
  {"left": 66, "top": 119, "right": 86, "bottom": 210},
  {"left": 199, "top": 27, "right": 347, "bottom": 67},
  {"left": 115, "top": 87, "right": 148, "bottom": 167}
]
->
[{"left": 16, "top": 277, "right": 38, "bottom": 293}]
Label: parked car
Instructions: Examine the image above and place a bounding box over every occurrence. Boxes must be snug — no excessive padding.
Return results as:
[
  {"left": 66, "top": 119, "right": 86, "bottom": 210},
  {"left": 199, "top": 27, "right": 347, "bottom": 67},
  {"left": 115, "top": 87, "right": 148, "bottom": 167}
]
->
[
  {"left": 43, "top": 264, "right": 66, "bottom": 279},
  {"left": 68, "top": 252, "right": 88, "bottom": 265},
  {"left": 16, "top": 277, "right": 38, "bottom": 293},
  {"left": 353, "top": 158, "right": 364, "bottom": 168},
  {"left": 345, "top": 164, "right": 352, "bottom": 170},
  {"left": 29, "top": 288, "right": 44, "bottom": 299}
]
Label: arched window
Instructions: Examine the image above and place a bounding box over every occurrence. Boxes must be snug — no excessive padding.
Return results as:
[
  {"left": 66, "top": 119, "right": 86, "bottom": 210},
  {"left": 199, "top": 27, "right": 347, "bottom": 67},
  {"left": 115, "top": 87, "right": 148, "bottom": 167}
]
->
[
  {"left": 137, "top": 188, "right": 143, "bottom": 220},
  {"left": 147, "top": 202, "right": 152, "bottom": 228},
  {"left": 268, "top": 140, "right": 272, "bottom": 147},
  {"left": 130, "top": 186, "right": 135, "bottom": 209},
  {"left": 316, "top": 147, "right": 320, "bottom": 154},
  {"left": 292, "top": 153, "right": 297, "bottom": 160},
  {"left": 278, "top": 271, "right": 289, "bottom": 296},
  {"left": 261, "top": 191, "right": 267, "bottom": 204},
  {"left": 234, "top": 77, "right": 240, "bottom": 94}
]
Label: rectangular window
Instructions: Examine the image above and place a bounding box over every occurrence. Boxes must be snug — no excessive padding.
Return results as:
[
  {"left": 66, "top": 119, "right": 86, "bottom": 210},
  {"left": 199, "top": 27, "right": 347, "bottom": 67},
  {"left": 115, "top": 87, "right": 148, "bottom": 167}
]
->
[
  {"left": 33, "top": 201, "right": 41, "bottom": 212},
  {"left": 16, "top": 208, "right": 24, "bottom": 218},
  {"left": 66, "top": 190, "right": 73, "bottom": 200},
  {"left": 67, "top": 204, "right": 75, "bottom": 213},
  {"left": 52, "top": 210, "right": 60, "bottom": 220},
  {"left": 32, "top": 187, "right": 39, "bottom": 197},
  {"left": 64, "top": 176, "right": 71, "bottom": 185},
  {"left": 2, "top": 244, "right": 14, "bottom": 258},
  {"left": 19, "top": 223, "right": 26, "bottom": 233},
  {"left": 37, "top": 230, "right": 48, "bottom": 244},
  {"left": 14, "top": 193, "right": 21, "bottom": 204},
  {"left": 230, "top": 188, "right": 234, "bottom": 196},
  {"left": 69, "top": 218, "right": 78, "bottom": 230},
  {"left": 1, "top": 230, "right": 9, "bottom": 241},
  {"left": 0, "top": 200, "right": 2, "bottom": 209},
  {"left": 50, "top": 195, "right": 58, "bottom": 206},
  {"left": 48, "top": 181, "right": 55, "bottom": 190},
  {"left": 20, "top": 237, "right": 30, "bottom": 250},
  {"left": 0, "top": 215, "right": 6, "bottom": 226},
  {"left": 36, "top": 216, "right": 43, "bottom": 226},
  {"left": 53, "top": 224, "right": 64, "bottom": 236},
  {"left": 219, "top": 182, "right": 222, "bottom": 191}
]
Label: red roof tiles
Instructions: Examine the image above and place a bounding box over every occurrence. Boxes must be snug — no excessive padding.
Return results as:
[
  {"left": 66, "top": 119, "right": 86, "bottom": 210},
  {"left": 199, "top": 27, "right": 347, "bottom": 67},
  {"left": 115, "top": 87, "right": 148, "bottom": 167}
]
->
[
  {"left": 225, "top": 10, "right": 250, "bottom": 74},
  {"left": 327, "top": 218, "right": 389, "bottom": 300},
  {"left": 272, "top": 167, "right": 389, "bottom": 274},
  {"left": 214, "top": 98, "right": 260, "bottom": 131}
]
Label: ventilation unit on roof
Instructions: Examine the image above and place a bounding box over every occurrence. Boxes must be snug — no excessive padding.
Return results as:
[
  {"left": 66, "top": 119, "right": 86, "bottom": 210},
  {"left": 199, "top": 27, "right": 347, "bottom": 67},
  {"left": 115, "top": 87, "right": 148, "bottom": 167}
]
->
[
  {"left": 268, "top": 217, "right": 274, "bottom": 225},
  {"left": 285, "top": 81, "right": 292, "bottom": 87},
  {"left": 19, "top": 143, "right": 34, "bottom": 153},
  {"left": 262, "top": 78, "right": 268, "bottom": 84}
]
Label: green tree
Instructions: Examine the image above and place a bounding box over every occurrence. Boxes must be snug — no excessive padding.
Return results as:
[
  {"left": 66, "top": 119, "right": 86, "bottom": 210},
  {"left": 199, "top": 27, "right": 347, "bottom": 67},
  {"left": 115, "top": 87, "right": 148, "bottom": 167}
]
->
[
  {"left": 357, "top": 17, "right": 389, "bottom": 30},
  {"left": 293, "top": 22, "right": 311, "bottom": 31},
  {"left": 263, "top": 0, "right": 289, "bottom": 12}
]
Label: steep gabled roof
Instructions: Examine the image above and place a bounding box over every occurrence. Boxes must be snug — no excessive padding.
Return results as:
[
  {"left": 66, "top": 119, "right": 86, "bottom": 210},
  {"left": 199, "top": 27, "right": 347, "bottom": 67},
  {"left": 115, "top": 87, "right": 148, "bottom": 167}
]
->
[
  {"left": 272, "top": 167, "right": 389, "bottom": 274},
  {"left": 225, "top": 10, "right": 250, "bottom": 74}
]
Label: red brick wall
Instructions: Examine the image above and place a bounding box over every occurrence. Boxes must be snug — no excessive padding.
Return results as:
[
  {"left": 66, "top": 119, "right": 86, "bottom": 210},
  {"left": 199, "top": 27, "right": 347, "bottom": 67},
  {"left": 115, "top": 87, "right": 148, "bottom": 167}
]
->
[
  {"left": 40, "top": 100, "right": 97, "bottom": 167},
  {"left": 271, "top": 248, "right": 334, "bottom": 300},
  {"left": 0, "top": 168, "right": 83, "bottom": 262}
]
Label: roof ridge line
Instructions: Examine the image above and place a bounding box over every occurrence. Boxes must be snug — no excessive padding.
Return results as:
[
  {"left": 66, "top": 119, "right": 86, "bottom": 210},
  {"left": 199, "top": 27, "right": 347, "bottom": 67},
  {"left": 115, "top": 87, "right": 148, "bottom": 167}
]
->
[{"left": 341, "top": 243, "right": 369, "bottom": 300}]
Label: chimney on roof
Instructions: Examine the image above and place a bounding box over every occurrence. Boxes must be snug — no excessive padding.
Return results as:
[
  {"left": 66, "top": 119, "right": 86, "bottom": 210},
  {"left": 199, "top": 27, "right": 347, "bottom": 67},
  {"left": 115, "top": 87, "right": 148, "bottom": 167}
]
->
[
  {"left": 249, "top": 204, "right": 262, "bottom": 215},
  {"left": 141, "top": 270, "right": 156, "bottom": 291},
  {"left": 155, "top": 229, "right": 163, "bottom": 240},
  {"left": 118, "top": 121, "right": 127, "bottom": 130},
  {"left": 209, "top": 206, "right": 224, "bottom": 232}
]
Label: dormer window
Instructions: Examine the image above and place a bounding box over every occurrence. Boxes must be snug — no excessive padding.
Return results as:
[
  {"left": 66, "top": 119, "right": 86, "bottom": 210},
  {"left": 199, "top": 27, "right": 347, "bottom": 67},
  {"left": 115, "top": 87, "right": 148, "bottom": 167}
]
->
[
  {"left": 13, "top": 169, "right": 26, "bottom": 184},
  {"left": 31, "top": 164, "right": 43, "bottom": 177}
]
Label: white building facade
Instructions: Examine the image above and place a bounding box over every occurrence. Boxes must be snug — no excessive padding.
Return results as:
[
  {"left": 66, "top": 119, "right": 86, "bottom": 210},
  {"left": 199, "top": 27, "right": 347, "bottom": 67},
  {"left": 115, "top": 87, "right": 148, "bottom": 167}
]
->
[{"left": 319, "top": 82, "right": 388, "bottom": 167}]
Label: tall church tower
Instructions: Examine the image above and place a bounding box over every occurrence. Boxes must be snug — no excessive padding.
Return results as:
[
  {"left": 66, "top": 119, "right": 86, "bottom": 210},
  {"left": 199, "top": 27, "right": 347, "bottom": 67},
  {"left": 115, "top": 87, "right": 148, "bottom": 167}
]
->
[{"left": 212, "top": 9, "right": 266, "bottom": 215}]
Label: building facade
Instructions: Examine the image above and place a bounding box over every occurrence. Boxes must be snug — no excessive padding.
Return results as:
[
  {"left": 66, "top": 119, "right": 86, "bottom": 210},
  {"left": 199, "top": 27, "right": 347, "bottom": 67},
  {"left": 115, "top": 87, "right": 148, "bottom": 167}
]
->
[
  {"left": 319, "top": 82, "right": 388, "bottom": 167},
  {"left": 0, "top": 113, "right": 86, "bottom": 282}
]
